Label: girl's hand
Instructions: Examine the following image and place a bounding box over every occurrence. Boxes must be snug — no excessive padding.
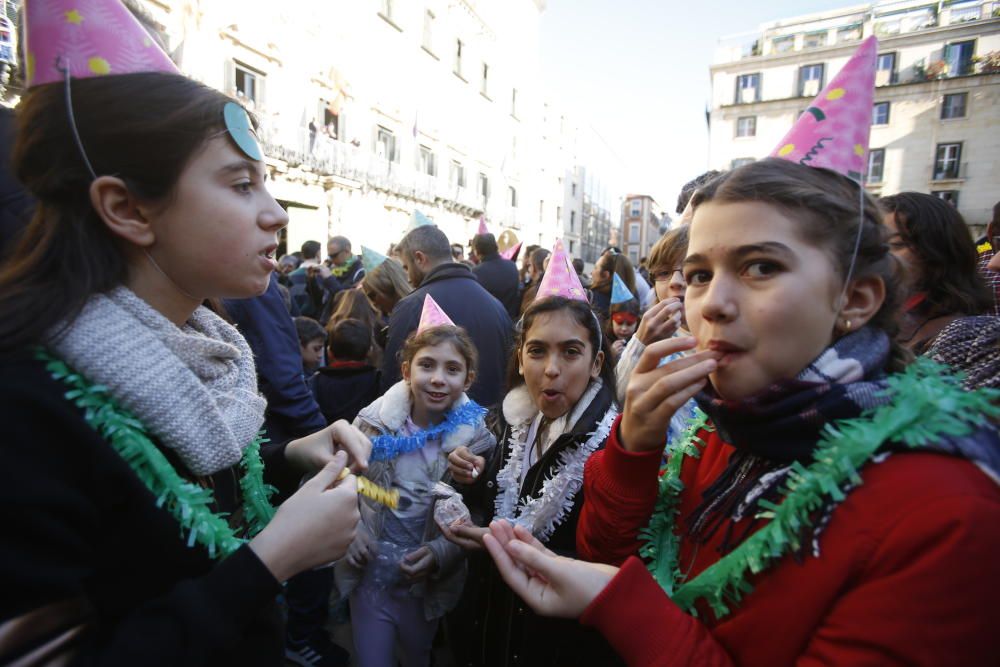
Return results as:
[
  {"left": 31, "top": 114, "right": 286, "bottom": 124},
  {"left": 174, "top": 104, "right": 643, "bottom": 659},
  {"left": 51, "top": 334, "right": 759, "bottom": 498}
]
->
[
  {"left": 635, "top": 298, "right": 683, "bottom": 346},
  {"left": 399, "top": 546, "right": 437, "bottom": 581},
  {"left": 249, "top": 452, "right": 359, "bottom": 582},
  {"left": 345, "top": 526, "right": 373, "bottom": 569},
  {"left": 285, "top": 420, "right": 372, "bottom": 474},
  {"left": 483, "top": 522, "right": 619, "bottom": 619},
  {"left": 448, "top": 446, "right": 485, "bottom": 485},
  {"left": 441, "top": 520, "right": 488, "bottom": 550},
  {"left": 611, "top": 339, "right": 626, "bottom": 356},
  {"left": 620, "top": 337, "right": 719, "bottom": 453}
]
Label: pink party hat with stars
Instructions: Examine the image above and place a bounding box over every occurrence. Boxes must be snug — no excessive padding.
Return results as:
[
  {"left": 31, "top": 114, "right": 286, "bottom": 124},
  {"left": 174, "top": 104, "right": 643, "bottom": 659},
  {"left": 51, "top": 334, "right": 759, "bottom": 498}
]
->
[
  {"left": 534, "top": 241, "right": 587, "bottom": 303},
  {"left": 477, "top": 217, "right": 489, "bottom": 236},
  {"left": 417, "top": 295, "right": 456, "bottom": 332},
  {"left": 769, "top": 35, "right": 877, "bottom": 182},
  {"left": 24, "top": 0, "right": 180, "bottom": 88}
]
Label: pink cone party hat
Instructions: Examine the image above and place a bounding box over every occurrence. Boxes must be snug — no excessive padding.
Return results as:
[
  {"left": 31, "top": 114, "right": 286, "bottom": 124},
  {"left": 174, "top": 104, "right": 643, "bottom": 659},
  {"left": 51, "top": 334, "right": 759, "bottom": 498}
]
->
[
  {"left": 500, "top": 241, "right": 522, "bottom": 262},
  {"left": 769, "top": 35, "right": 877, "bottom": 182},
  {"left": 477, "top": 217, "right": 489, "bottom": 236},
  {"left": 417, "top": 294, "right": 456, "bottom": 332},
  {"left": 534, "top": 241, "right": 587, "bottom": 303},
  {"left": 24, "top": 0, "right": 180, "bottom": 88}
]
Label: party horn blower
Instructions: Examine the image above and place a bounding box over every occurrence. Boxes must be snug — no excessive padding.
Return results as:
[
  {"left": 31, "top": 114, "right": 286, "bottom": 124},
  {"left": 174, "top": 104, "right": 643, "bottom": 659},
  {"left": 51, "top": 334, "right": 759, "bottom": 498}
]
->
[{"left": 336, "top": 468, "right": 411, "bottom": 510}]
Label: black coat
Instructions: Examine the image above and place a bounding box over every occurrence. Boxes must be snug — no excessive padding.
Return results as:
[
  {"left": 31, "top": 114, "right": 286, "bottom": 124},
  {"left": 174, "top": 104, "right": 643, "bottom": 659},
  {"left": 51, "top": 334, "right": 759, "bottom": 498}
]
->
[
  {"left": 308, "top": 362, "right": 380, "bottom": 425},
  {"left": 447, "top": 382, "right": 623, "bottom": 667},
  {"left": 473, "top": 254, "right": 521, "bottom": 320},
  {"left": 381, "top": 262, "right": 513, "bottom": 409},
  {"left": 0, "top": 352, "right": 283, "bottom": 666}
]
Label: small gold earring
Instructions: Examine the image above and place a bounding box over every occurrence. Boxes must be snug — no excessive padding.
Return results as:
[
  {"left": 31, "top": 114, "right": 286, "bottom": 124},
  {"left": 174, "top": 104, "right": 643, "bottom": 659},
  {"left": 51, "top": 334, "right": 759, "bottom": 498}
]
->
[{"left": 844, "top": 319, "right": 852, "bottom": 331}]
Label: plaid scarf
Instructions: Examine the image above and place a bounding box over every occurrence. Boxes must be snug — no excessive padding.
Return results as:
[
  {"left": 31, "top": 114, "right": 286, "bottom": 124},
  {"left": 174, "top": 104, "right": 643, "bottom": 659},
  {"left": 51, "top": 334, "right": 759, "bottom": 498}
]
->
[
  {"left": 684, "top": 328, "right": 893, "bottom": 551},
  {"left": 696, "top": 326, "right": 891, "bottom": 464},
  {"left": 685, "top": 327, "right": 1000, "bottom": 553}
]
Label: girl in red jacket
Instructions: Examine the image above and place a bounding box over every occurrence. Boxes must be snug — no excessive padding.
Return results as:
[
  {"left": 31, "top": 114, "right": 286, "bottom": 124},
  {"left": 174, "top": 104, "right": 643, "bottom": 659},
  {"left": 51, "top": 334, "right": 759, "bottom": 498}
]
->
[{"left": 481, "top": 158, "right": 1000, "bottom": 666}]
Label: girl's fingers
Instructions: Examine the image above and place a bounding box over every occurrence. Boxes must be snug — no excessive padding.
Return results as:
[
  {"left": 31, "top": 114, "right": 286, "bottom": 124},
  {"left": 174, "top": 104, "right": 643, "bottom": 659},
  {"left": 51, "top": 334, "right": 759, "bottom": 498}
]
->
[
  {"left": 633, "top": 336, "right": 698, "bottom": 373},
  {"left": 634, "top": 359, "right": 716, "bottom": 412}
]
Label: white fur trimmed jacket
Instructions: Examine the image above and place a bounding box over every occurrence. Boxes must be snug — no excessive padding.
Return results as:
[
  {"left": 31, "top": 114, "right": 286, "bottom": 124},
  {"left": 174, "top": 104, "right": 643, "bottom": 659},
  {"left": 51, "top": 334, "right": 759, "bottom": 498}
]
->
[{"left": 334, "top": 380, "right": 496, "bottom": 620}]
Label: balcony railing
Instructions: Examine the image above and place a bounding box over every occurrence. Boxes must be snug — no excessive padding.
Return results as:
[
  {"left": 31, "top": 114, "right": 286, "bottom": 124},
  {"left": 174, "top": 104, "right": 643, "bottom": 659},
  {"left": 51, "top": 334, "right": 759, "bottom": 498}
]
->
[{"left": 260, "top": 121, "right": 486, "bottom": 212}]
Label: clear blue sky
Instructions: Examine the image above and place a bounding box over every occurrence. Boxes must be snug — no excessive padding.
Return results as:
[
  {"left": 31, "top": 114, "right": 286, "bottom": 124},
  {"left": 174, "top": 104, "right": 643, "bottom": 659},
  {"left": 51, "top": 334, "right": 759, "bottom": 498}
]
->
[{"left": 539, "top": 0, "right": 853, "bottom": 217}]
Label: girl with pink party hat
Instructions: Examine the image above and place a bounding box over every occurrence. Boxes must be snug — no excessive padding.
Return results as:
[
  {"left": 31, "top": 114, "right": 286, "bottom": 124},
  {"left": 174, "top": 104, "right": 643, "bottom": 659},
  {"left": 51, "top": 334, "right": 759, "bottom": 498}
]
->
[
  {"left": 0, "top": 2, "right": 368, "bottom": 665},
  {"left": 336, "top": 295, "right": 495, "bottom": 667},
  {"left": 476, "top": 36, "right": 1000, "bottom": 667},
  {"left": 441, "top": 243, "right": 625, "bottom": 667}
]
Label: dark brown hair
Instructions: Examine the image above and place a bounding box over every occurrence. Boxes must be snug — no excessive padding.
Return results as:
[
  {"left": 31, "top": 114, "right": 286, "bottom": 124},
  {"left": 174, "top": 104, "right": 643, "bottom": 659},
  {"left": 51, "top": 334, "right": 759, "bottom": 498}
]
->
[
  {"left": 506, "top": 297, "right": 617, "bottom": 394},
  {"left": 0, "top": 72, "right": 246, "bottom": 352},
  {"left": 692, "top": 158, "right": 908, "bottom": 370},
  {"left": 329, "top": 318, "right": 372, "bottom": 361},
  {"left": 401, "top": 325, "right": 479, "bottom": 380},
  {"left": 880, "top": 192, "right": 992, "bottom": 317},
  {"left": 595, "top": 252, "right": 636, "bottom": 296}
]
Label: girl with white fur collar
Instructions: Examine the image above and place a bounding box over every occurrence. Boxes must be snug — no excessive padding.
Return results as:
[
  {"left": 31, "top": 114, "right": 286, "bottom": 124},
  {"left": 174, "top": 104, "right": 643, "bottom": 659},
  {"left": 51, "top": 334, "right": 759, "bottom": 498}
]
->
[
  {"left": 336, "top": 323, "right": 494, "bottom": 667},
  {"left": 442, "top": 295, "right": 624, "bottom": 667}
]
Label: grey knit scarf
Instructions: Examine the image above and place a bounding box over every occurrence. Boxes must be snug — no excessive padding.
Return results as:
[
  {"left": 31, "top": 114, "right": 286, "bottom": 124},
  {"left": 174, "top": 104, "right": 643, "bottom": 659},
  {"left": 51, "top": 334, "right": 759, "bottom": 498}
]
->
[{"left": 47, "top": 287, "right": 266, "bottom": 476}]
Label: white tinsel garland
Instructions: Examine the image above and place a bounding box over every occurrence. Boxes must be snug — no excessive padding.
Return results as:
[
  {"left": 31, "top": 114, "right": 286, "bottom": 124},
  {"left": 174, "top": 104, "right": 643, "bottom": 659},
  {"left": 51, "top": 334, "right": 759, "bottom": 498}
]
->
[{"left": 494, "top": 406, "right": 618, "bottom": 542}]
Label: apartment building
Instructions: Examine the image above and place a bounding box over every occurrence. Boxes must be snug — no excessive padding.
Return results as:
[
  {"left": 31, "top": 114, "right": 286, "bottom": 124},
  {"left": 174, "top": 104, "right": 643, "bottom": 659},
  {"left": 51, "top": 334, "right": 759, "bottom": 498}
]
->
[
  {"left": 708, "top": 0, "right": 1000, "bottom": 228},
  {"left": 621, "top": 194, "right": 662, "bottom": 266}
]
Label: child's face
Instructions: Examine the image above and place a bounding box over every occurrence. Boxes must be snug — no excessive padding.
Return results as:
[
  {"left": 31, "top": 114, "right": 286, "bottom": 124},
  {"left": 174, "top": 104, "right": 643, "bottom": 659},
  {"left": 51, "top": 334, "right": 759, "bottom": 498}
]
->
[
  {"left": 403, "top": 341, "right": 473, "bottom": 422},
  {"left": 301, "top": 339, "right": 325, "bottom": 369},
  {"left": 519, "top": 310, "right": 603, "bottom": 420},
  {"left": 685, "top": 201, "right": 842, "bottom": 400},
  {"left": 143, "top": 136, "right": 287, "bottom": 300},
  {"left": 611, "top": 317, "right": 637, "bottom": 340}
]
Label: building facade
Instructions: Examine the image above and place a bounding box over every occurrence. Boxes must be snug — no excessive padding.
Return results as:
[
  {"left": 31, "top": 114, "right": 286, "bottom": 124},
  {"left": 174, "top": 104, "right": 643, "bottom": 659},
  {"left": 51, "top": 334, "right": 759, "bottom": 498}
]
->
[
  {"left": 708, "top": 0, "right": 1000, "bottom": 228},
  {"left": 621, "top": 194, "right": 662, "bottom": 266},
  {"left": 85, "top": 0, "right": 624, "bottom": 261}
]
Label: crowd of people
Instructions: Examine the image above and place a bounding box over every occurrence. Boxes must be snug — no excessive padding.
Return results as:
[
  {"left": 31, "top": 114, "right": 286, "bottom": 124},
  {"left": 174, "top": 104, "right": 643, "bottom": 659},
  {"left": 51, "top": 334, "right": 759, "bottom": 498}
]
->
[{"left": 1, "top": 4, "right": 999, "bottom": 667}]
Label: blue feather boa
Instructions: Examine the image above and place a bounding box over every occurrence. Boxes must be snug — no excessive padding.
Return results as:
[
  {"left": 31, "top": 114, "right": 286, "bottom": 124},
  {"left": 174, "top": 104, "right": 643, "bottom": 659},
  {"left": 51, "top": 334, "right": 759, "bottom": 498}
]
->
[{"left": 370, "top": 399, "right": 487, "bottom": 462}]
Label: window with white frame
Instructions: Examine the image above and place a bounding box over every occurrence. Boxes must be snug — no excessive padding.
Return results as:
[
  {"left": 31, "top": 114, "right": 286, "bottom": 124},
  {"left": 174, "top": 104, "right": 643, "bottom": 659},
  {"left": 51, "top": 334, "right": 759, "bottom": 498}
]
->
[
  {"left": 731, "top": 157, "right": 754, "bottom": 169},
  {"left": 449, "top": 160, "right": 466, "bottom": 188},
  {"left": 481, "top": 62, "right": 489, "bottom": 97},
  {"left": 934, "top": 143, "right": 962, "bottom": 180},
  {"left": 454, "top": 39, "right": 464, "bottom": 78},
  {"left": 804, "top": 31, "right": 827, "bottom": 48},
  {"left": 629, "top": 200, "right": 641, "bottom": 218},
  {"left": 570, "top": 210, "right": 576, "bottom": 231},
  {"left": 872, "top": 102, "right": 890, "bottom": 125},
  {"left": 628, "top": 247, "right": 639, "bottom": 265},
  {"left": 418, "top": 145, "right": 435, "bottom": 176},
  {"left": 866, "top": 148, "right": 885, "bottom": 183},
  {"left": 735, "top": 73, "right": 760, "bottom": 103},
  {"left": 735, "top": 116, "right": 756, "bottom": 137},
  {"left": 478, "top": 172, "right": 489, "bottom": 201},
  {"left": 876, "top": 52, "right": 897, "bottom": 85},
  {"left": 376, "top": 126, "right": 397, "bottom": 162},
  {"left": 628, "top": 222, "right": 640, "bottom": 243},
  {"left": 773, "top": 35, "right": 794, "bottom": 53},
  {"left": 941, "top": 93, "right": 967, "bottom": 119},
  {"left": 798, "top": 64, "right": 825, "bottom": 97},
  {"left": 508, "top": 186, "right": 518, "bottom": 208},
  {"left": 234, "top": 63, "right": 263, "bottom": 109}
]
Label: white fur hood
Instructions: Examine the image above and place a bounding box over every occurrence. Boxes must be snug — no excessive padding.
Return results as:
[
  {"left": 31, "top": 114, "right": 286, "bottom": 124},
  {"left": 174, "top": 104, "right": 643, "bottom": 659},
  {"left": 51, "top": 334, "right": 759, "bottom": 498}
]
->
[{"left": 355, "top": 380, "right": 481, "bottom": 453}]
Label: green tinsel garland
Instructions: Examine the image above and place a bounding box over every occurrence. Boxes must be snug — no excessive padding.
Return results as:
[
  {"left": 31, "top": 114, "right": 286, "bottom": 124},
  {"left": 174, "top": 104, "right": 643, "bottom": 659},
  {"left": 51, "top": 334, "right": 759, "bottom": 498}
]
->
[
  {"left": 40, "top": 350, "right": 277, "bottom": 560},
  {"left": 640, "top": 358, "right": 999, "bottom": 619}
]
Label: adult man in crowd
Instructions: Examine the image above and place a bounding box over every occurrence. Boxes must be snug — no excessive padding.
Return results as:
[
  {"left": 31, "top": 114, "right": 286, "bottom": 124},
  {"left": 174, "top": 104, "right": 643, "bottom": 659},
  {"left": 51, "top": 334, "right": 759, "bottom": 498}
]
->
[
  {"left": 471, "top": 233, "right": 520, "bottom": 319},
  {"left": 286, "top": 240, "right": 329, "bottom": 319},
  {"left": 382, "top": 225, "right": 512, "bottom": 407},
  {"left": 519, "top": 247, "right": 550, "bottom": 316},
  {"left": 318, "top": 235, "right": 366, "bottom": 323}
]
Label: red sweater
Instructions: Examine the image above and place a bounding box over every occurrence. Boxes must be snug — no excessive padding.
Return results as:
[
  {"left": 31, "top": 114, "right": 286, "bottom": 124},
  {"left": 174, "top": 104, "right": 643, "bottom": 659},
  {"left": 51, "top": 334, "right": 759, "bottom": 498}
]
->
[{"left": 576, "top": 415, "right": 1000, "bottom": 666}]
